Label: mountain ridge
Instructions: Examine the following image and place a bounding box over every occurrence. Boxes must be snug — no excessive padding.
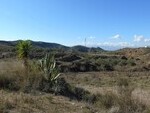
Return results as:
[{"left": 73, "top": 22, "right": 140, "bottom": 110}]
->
[{"left": 0, "top": 40, "right": 104, "bottom": 53}]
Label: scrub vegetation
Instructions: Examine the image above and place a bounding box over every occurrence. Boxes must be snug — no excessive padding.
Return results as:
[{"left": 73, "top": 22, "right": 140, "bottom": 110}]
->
[{"left": 0, "top": 40, "right": 150, "bottom": 113}]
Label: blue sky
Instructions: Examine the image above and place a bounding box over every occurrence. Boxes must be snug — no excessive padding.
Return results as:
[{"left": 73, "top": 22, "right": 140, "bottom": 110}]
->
[{"left": 0, "top": 0, "right": 150, "bottom": 49}]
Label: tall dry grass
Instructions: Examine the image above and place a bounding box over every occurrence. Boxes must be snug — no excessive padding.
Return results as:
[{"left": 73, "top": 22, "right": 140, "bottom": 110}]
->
[
  {"left": 91, "top": 77, "right": 150, "bottom": 113},
  {"left": 0, "top": 59, "right": 43, "bottom": 91}
]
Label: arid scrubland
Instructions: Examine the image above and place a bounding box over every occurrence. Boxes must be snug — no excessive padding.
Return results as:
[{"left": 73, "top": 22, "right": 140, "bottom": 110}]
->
[
  {"left": 0, "top": 41, "right": 150, "bottom": 113},
  {"left": 0, "top": 58, "right": 150, "bottom": 113}
]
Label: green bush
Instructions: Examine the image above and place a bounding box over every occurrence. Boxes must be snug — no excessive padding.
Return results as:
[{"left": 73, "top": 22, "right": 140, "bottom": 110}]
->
[
  {"left": 96, "top": 58, "right": 114, "bottom": 71},
  {"left": 127, "top": 59, "right": 136, "bottom": 66},
  {"left": 39, "top": 54, "right": 61, "bottom": 84},
  {"left": 119, "top": 59, "right": 128, "bottom": 66}
]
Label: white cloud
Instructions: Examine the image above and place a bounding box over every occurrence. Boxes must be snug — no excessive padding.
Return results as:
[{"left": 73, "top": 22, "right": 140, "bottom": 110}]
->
[
  {"left": 97, "top": 41, "right": 134, "bottom": 47},
  {"left": 133, "top": 35, "right": 150, "bottom": 43},
  {"left": 111, "top": 34, "right": 122, "bottom": 39},
  {"left": 76, "top": 34, "right": 150, "bottom": 49},
  {"left": 119, "top": 42, "right": 135, "bottom": 47},
  {"left": 144, "top": 38, "right": 150, "bottom": 42},
  {"left": 133, "top": 35, "right": 144, "bottom": 42}
]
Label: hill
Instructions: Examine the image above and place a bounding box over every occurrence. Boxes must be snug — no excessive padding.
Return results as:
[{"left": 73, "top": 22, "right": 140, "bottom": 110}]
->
[
  {"left": 0, "top": 40, "right": 68, "bottom": 49},
  {"left": 72, "top": 45, "right": 104, "bottom": 52},
  {"left": 0, "top": 40, "right": 149, "bottom": 72},
  {"left": 0, "top": 40, "right": 104, "bottom": 53}
]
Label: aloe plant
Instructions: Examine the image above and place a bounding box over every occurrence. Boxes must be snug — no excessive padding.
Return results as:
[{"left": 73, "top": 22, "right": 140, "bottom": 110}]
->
[{"left": 39, "top": 54, "right": 60, "bottom": 84}]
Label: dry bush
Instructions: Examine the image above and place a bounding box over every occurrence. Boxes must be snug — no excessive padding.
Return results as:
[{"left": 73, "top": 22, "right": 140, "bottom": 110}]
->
[
  {"left": 0, "top": 60, "right": 25, "bottom": 90},
  {"left": 94, "top": 92, "right": 118, "bottom": 110},
  {"left": 0, "top": 59, "right": 93, "bottom": 103},
  {"left": 0, "top": 59, "right": 43, "bottom": 92},
  {"left": 91, "top": 76, "right": 150, "bottom": 113},
  {"left": 115, "top": 77, "right": 149, "bottom": 113}
]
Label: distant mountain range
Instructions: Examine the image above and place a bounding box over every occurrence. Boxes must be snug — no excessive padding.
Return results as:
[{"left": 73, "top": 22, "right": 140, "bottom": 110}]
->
[{"left": 0, "top": 40, "right": 104, "bottom": 53}]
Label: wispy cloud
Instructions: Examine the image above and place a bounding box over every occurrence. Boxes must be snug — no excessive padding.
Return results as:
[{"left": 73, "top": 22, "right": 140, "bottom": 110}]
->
[
  {"left": 111, "top": 34, "right": 122, "bottom": 39},
  {"left": 133, "top": 35, "right": 144, "bottom": 42},
  {"left": 75, "top": 34, "right": 149, "bottom": 50},
  {"left": 133, "top": 35, "right": 150, "bottom": 43},
  {"left": 144, "top": 38, "right": 150, "bottom": 42},
  {"left": 97, "top": 41, "right": 134, "bottom": 47}
]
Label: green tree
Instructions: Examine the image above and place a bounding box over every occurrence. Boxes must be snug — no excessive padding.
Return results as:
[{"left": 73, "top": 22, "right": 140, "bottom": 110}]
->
[{"left": 17, "top": 40, "right": 32, "bottom": 68}]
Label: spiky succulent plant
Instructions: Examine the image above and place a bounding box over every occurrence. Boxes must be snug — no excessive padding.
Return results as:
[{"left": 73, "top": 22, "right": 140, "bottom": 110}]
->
[{"left": 39, "top": 54, "right": 60, "bottom": 83}]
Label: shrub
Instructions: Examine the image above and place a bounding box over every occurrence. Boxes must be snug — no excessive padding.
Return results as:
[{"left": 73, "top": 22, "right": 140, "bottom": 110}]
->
[
  {"left": 116, "top": 77, "right": 148, "bottom": 113},
  {"left": 96, "top": 58, "right": 115, "bottom": 71},
  {"left": 94, "top": 92, "right": 118, "bottom": 109},
  {"left": 116, "top": 77, "right": 129, "bottom": 87},
  {"left": 127, "top": 59, "right": 136, "bottom": 66},
  {"left": 0, "top": 74, "right": 20, "bottom": 91},
  {"left": 92, "top": 76, "right": 149, "bottom": 113},
  {"left": 39, "top": 54, "right": 61, "bottom": 84},
  {"left": 16, "top": 40, "right": 32, "bottom": 68},
  {"left": 119, "top": 59, "right": 128, "bottom": 66}
]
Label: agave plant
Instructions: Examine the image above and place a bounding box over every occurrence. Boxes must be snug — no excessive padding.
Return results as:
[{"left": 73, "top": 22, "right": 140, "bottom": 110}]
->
[{"left": 39, "top": 54, "right": 60, "bottom": 84}]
